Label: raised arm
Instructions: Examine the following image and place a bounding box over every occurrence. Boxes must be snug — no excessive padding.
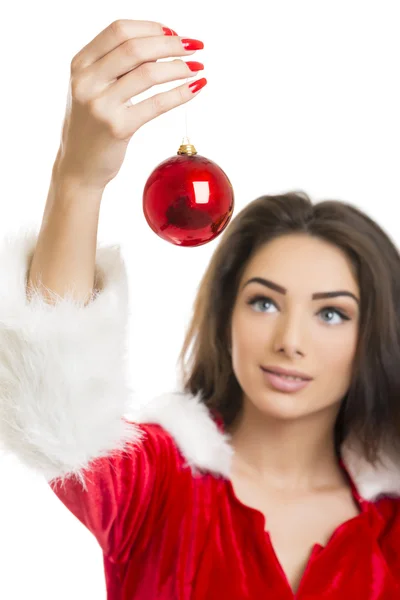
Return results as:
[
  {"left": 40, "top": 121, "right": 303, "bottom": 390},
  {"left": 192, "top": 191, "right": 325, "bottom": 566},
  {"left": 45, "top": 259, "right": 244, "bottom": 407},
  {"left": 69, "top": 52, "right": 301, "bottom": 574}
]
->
[
  {"left": 26, "top": 156, "right": 104, "bottom": 307},
  {"left": 0, "top": 18, "right": 205, "bottom": 488}
]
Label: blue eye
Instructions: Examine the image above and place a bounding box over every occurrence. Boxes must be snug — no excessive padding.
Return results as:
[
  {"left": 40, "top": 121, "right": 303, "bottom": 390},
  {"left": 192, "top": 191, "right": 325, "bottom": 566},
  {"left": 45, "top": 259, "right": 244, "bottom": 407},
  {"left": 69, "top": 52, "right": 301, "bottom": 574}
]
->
[
  {"left": 247, "top": 295, "right": 350, "bottom": 325},
  {"left": 248, "top": 296, "right": 276, "bottom": 313}
]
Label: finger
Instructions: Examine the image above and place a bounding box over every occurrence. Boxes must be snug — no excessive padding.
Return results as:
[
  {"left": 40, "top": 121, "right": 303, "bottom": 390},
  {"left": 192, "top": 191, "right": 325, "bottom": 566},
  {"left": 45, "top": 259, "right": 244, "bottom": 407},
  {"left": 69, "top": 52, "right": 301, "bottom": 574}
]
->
[
  {"left": 71, "top": 19, "right": 173, "bottom": 72},
  {"left": 116, "top": 78, "right": 208, "bottom": 138},
  {"left": 91, "top": 34, "right": 202, "bottom": 90},
  {"left": 104, "top": 59, "right": 204, "bottom": 107},
  {"left": 90, "top": 36, "right": 202, "bottom": 93}
]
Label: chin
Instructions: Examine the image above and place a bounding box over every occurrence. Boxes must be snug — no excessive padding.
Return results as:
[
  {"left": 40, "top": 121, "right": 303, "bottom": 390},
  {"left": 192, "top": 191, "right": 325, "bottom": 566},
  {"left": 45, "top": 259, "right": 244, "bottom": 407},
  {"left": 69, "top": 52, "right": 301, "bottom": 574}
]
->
[
  {"left": 263, "top": 407, "right": 310, "bottom": 422},
  {"left": 254, "top": 389, "right": 340, "bottom": 422},
  {"left": 250, "top": 392, "right": 312, "bottom": 421}
]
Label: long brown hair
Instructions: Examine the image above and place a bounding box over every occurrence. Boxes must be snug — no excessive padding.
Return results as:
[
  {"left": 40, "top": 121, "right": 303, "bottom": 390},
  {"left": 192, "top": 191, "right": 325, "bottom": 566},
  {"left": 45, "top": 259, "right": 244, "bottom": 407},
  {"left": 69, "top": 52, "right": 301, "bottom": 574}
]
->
[{"left": 177, "top": 191, "right": 400, "bottom": 464}]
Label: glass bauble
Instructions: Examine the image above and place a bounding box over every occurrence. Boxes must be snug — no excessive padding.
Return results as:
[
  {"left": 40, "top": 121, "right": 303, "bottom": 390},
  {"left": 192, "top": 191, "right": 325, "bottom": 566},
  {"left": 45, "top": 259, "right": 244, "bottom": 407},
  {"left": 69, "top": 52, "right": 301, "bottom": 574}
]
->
[{"left": 142, "top": 139, "right": 234, "bottom": 247}]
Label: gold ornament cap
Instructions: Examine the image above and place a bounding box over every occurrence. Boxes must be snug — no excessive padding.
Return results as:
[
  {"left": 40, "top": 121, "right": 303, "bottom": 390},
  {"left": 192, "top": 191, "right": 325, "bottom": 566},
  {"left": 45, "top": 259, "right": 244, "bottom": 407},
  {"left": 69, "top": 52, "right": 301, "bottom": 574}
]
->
[{"left": 177, "top": 136, "right": 198, "bottom": 156}]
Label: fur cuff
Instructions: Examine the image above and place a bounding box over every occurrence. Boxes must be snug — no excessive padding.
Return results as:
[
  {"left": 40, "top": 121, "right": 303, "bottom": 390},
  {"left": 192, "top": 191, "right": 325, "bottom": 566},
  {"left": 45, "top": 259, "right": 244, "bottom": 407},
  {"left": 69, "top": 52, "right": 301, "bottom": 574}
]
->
[{"left": 0, "top": 228, "right": 141, "bottom": 487}]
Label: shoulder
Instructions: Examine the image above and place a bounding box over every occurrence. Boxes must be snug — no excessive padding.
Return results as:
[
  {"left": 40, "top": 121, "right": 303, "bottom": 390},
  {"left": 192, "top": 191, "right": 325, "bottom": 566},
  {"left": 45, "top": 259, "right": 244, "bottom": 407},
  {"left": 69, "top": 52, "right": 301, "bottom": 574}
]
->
[
  {"left": 49, "top": 419, "right": 192, "bottom": 503},
  {"left": 372, "top": 495, "right": 400, "bottom": 573},
  {"left": 48, "top": 420, "right": 200, "bottom": 563},
  {"left": 87, "top": 419, "right": 194, "bottom": 480},
  {"left": 125, "top": 390, "right": 233, "bottom": 477},
  {"left": 373, "top": 494, "right": 400, "bottom": 527},
  {"left": 130, "top": 420, "right": 192, "bottom": 474}
]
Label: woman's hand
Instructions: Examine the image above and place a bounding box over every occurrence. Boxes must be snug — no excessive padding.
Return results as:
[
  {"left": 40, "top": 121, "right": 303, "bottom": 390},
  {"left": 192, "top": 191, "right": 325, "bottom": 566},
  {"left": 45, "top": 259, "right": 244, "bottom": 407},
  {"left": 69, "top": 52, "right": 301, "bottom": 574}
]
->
[{"left": 55, "top": 19, "right": 206, "bottom": 191}]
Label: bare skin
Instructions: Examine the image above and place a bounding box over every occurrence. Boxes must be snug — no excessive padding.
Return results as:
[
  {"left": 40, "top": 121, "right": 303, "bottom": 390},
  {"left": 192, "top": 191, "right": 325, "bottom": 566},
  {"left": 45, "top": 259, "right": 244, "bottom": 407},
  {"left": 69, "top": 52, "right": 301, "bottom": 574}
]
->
[
  {"left": 226, "top": 233, "right": 361, "bottom": 593},
  {"left": 230, "top": 456, "right": 360, "bottom": 593},
  {"left": 58, "top": 19, "right": 206, "bottom": 190},
  {"left": 27, "top": 19, "right": 206, "bottom": 304}
]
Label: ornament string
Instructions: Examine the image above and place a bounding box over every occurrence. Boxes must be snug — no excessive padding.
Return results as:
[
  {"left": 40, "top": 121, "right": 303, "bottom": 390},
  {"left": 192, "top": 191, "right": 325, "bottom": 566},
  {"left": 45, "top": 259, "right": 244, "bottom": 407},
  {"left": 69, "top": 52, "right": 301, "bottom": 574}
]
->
[{"left": 183, "top": 76, "right": 190, "bottom": 145}]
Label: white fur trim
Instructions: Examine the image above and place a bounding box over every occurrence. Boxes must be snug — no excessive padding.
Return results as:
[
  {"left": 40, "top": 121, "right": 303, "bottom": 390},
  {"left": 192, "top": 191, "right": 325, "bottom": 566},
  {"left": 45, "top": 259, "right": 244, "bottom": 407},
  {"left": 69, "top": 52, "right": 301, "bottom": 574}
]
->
[
  {"left": 0, "top": 228, "right": 141, "bottom": 487},
  {"left": 128, "top": 390, "right": 234, "bottom": 478},
  {"left": 131, "top": 390, "right": 400, "bottom": 502},
  {"left": 0, "top": 227, "right": 397, "bottom": 502},
  {"left": 341, "top": 437, "right": 400, "bottom": 501}
]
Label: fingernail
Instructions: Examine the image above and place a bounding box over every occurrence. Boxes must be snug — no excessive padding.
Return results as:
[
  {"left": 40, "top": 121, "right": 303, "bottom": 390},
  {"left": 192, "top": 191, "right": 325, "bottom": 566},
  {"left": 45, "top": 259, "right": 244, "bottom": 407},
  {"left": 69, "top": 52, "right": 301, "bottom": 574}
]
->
[
  {"left": 188, "top": 77, "right": 208, "bottom": 94},
  {"left": 162, "top": 27, "right": 178, "bottom": 36},
  {"left": 181, "top": 38, "right": 204, "bottom": 51},
  {"left": 186, "top": 61, "right": 204, "bottom": 72}
]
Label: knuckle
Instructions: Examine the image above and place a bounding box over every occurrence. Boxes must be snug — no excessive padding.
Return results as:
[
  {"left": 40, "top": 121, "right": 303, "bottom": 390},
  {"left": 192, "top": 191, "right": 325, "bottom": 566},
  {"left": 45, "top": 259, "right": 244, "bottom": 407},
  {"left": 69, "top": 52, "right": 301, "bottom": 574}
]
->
[
  {"left": 175, "top": 59, "right": 193, "bottom": 78},
  {"left": 151, "top": 93, "right": 167, "bottom": 115},
  {"left": 109, "top": 118, "right": 126, "bottom": 140},
  {"left": 171, "top": 58, "right": 185, "bottom": 71},
  {"left": 87, "top": 97, "right": 107, "bottom": 122},
  {"left": 87, "top": 100, "right": 123, "bottom": 139},
  {"left": 70, "top": 55, "right": 81, "bottom": 74},
  {"left": 70, "top": 75, "right": 88, "bottom": 103},
  {"left": 139, "top": 61, "right": 157, "bottom": 84},
  {"left": 178, "top": 85, "right": 187, "bottom": 104},
  {"left": 123, "top": 37, "right": 140, "bottom": 58},
  {"left": 109, "top": 19, "right": 129, "bottom": 42}
]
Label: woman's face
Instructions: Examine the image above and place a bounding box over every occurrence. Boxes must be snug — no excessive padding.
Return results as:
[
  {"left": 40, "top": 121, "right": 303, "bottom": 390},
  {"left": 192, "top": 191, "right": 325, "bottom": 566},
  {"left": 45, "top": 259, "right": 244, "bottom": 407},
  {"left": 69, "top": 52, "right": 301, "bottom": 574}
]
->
[{"left": 230, "top": 233, "right": 360, "bottom": 421}]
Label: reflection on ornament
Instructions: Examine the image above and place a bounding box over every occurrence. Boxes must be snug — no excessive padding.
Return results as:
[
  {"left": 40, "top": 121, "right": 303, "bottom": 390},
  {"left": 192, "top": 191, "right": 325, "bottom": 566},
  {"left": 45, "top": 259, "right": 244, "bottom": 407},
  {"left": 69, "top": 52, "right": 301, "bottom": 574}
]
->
[{"left": 143, "top": 138, "right": 234, "bottom": 247}]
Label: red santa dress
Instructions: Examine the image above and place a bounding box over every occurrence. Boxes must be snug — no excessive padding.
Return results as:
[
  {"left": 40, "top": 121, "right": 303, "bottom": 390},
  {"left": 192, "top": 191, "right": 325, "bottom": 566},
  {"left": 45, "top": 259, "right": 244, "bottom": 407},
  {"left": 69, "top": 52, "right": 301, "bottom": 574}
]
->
[{"left": 1, "top": 230, "right": 400, "bottom": 599}]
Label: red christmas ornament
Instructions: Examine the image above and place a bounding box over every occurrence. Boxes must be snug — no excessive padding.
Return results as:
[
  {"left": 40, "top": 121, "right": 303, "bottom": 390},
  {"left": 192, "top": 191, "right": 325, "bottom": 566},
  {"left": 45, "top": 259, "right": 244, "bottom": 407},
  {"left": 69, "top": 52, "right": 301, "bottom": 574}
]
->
[{"left": 143, "top": 138, "right": 234, "bottom": 247}]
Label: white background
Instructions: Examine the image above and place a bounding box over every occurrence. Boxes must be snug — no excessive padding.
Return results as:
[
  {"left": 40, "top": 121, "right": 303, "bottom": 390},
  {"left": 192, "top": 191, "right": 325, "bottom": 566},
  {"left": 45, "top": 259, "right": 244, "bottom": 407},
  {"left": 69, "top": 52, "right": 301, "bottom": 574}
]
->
[{"left": 0, "top": 0, "right": 399, "bottom": 597}]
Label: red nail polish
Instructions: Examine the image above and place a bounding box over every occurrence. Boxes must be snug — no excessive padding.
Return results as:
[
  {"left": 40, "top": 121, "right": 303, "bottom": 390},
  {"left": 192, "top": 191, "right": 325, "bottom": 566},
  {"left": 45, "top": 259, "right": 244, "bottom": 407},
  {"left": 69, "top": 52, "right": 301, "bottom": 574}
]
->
[
  {"left": 188, "top": 77, "right": 208, "bottom": 94},
  {"left": 186, "top": 61, "right": 204, "bottom": 72},
  {"left": 162, "top": 27, "right": 178, "bottom": 36},
  {"left": 181, "top": 39, "right": 204, "bottom": 51}
]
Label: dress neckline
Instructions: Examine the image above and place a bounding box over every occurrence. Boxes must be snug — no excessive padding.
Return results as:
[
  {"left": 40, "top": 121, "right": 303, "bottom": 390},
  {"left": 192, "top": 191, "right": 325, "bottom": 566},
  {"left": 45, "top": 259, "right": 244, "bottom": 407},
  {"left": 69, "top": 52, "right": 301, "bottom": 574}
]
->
[
  {"left": 222, "top": 459, "right": 370, "bottom": 597},
  {"left": 211, "top": 407, "right": 369, "bottom": 512},
  {"left": 211, "top": 409, "right": 387, "bottom": 596}
]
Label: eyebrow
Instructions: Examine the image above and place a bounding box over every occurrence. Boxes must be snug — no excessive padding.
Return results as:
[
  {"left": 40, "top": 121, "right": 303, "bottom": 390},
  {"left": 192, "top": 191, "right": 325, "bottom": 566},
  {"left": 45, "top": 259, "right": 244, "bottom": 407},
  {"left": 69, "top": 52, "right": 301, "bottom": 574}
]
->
[{"left": 242, "top": 277, "right": 360, "bottom": 305}]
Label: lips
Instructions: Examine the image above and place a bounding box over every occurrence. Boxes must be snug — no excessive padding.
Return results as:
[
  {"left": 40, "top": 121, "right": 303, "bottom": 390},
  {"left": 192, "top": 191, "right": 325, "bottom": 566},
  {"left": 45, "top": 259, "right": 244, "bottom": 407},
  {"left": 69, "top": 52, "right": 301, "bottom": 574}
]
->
[
  {"left": 261, "top": 368, "right": 312, "bottom": 393},
  {"left": 261, "top": 367, "right": 312, "bottom": 381}
]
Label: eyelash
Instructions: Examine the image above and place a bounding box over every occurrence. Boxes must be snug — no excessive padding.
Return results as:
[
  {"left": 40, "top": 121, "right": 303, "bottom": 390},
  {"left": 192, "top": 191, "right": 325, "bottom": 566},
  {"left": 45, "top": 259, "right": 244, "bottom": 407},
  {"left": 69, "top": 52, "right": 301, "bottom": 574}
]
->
[{"left": 246, "top": 294, "right": 351, "bottom": 324}]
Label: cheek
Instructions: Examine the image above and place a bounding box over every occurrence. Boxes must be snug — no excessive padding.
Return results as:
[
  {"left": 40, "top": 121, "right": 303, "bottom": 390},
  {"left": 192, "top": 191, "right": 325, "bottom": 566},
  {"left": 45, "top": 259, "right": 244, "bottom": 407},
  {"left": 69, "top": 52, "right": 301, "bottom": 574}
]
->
[
  {"left": 231, "top": 314, "right": 269, "bottom": 357},
  {"left": 314, "top": 329, "right": 358, "bottom": 388},
  {"left": 316, "top": 326, "right": 357, "bottom": 360},
  {"left": 231, "top": 318, "right": 272, "bottom": 383}
]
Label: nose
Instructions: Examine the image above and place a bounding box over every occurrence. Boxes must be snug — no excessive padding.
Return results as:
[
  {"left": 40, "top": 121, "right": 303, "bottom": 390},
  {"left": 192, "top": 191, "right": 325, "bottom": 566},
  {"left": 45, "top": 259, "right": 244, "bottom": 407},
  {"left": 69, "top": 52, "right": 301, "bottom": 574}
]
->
[{"left": 272, "top": 311, "right": 305, "bottom": 358}]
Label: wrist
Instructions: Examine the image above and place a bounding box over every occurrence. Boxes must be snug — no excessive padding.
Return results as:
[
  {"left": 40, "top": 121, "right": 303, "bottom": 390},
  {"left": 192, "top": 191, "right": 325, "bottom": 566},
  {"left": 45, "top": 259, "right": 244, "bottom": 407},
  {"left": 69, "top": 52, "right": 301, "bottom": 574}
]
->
[
  {"left": 51, "top": 151, "right": 107, "bottom": 198},
  {"left": 44, "top": 169, "right": 104, "bottom": 223}
]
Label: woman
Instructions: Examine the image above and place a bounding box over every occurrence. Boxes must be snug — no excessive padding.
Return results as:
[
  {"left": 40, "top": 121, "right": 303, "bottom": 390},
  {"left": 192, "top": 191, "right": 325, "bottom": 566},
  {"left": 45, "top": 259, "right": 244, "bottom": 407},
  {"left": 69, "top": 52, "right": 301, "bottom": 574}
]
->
[{"left": 1, "top": 18, "right": 400, "bottom": 599}]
